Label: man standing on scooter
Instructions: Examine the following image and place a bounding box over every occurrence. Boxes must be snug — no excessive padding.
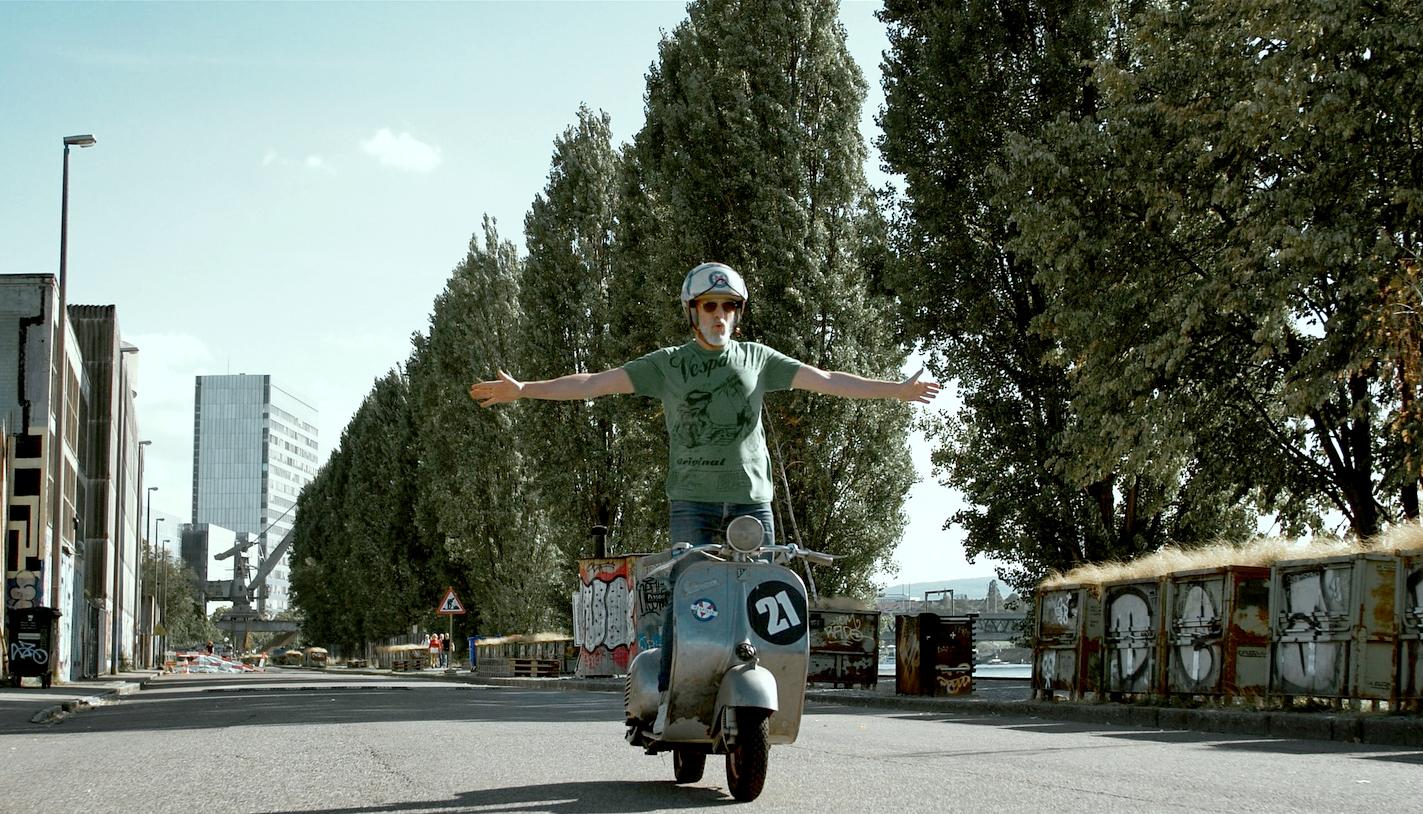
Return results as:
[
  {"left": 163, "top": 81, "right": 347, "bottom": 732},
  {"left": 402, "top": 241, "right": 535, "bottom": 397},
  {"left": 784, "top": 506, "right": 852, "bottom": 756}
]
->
[{"left": 469, "top": 262, "right": 939, "bottom": 727}]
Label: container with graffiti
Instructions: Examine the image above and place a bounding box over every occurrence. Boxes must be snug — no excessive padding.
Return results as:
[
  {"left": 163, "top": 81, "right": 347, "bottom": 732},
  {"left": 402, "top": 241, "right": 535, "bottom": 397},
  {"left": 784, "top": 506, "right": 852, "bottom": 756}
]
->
[
  {"left": 1103, "top": 577, "right": 1165, "bottom": 701},
  {"left": 895, "top": 612, "right": 977, "bottom": 697},
  {"left": 1270, "top": 553, "right": 1398, "bottom": 707},
  {"left": 1032, "top": 583, "right": 1104, "bottom": 701},
  {"left": 807, "top": 604, "right": 880, "bottom": 689},
  {"left": 1396, "top": 551, "right": 1423, "bottom": 711},
  {"left": 1163, "top": 565, "right": 1271, "bottom": 703},
  {"left": 573, "top": 556, "right": 641, "bottom": 677}
]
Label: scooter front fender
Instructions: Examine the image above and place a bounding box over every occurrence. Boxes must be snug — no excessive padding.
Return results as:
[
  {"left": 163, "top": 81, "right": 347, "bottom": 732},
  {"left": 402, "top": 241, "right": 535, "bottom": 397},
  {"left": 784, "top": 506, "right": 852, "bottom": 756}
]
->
[{"left": 715, "top": 662, "right": 778, "bottom": 718}]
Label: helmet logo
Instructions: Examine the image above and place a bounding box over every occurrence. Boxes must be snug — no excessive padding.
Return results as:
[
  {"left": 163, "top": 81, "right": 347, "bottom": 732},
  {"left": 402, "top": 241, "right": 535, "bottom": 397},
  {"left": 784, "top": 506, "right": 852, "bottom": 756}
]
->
[{"left": 709, "top": 270, "right": 730, "bottom": 290}]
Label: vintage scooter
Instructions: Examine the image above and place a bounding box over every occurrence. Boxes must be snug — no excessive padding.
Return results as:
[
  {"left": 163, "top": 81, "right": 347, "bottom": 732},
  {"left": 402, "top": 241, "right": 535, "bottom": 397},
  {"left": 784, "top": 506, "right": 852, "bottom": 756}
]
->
[{"left": 623, "top": 515, "right": 832, "bottom": 802}]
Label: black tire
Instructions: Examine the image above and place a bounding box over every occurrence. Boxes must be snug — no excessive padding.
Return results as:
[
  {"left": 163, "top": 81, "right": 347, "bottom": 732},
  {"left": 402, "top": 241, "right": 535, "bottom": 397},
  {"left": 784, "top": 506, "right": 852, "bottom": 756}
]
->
[
  {"left": 725, "top": 708, "right": 770, "bottom": 802},
  {"left": 673, "top": 747, "right": 706, "bottom": 784}
]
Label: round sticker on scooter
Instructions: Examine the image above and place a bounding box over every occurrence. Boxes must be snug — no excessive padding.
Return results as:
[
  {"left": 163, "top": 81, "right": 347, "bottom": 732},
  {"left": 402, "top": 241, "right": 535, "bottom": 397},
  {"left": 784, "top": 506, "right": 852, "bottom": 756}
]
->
[
  {"left": 746, "top": 580, "right": 808, "bottom": 645},
  {"left": 690, "top": 598, "right": 718, "bottom": 621}
]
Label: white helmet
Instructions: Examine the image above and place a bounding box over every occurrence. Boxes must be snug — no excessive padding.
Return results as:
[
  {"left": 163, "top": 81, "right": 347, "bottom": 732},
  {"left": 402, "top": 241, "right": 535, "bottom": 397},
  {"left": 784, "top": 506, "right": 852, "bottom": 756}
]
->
[{"left": 680, "top": 262, "right": 748, "bottom": 306}]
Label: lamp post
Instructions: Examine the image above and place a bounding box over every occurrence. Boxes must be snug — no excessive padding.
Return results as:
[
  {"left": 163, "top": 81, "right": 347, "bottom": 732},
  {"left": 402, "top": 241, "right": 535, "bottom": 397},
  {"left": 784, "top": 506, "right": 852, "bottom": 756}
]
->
[
  {"left": 160, "top": 536, "right": 171, "bottom": 666},
  {"left": 142, "top": 483, "right": 156, "bottom": 667},
  {"left": 49, "top": 134, "right": 96, "bottom": 620},
  {"left": 52, "top": 134, "right": 96, "bottom": 684}
]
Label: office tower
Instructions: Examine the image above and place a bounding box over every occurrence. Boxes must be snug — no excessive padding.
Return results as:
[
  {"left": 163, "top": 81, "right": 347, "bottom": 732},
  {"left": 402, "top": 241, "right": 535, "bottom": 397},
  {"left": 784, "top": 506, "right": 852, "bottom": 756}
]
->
[{"left": 192, "top": 374, "right": 317, "bottom": 614}]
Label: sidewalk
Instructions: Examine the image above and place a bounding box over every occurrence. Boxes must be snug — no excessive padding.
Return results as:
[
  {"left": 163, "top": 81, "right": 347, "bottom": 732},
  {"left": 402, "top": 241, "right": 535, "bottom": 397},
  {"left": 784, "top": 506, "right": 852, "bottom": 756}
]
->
[{"left": 0, "top": 670, "right": 160, "bottom": 728}]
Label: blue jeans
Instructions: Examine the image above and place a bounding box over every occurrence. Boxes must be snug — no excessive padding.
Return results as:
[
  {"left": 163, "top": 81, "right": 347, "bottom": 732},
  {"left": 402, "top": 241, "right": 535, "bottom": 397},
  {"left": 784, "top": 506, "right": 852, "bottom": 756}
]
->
[
  {"left": 659, "top": 501, "right": 775, "bottom": 691},
  {"left": 668, "top": 500, "right": 776, "bottom": 548}
]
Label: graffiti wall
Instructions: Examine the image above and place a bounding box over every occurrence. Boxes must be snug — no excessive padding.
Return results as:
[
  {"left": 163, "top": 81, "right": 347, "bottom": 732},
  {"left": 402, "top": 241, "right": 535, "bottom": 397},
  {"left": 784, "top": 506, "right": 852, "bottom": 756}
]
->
[
  {"left": 6, "top": 432, "right": 47, "bottom": 611},
  {"left": 1273, "top": 565, "right": 1351, "bottom": 696},
  {"left": 573, "top": 557, "right": 638, "bottom": 676},
  {"left": 1105, "top": 581, "right": 1160, "bottom": 695}
]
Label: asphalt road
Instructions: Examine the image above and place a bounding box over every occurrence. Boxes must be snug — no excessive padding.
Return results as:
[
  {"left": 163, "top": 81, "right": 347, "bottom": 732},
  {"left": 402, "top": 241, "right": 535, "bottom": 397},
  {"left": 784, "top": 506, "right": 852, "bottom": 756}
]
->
[{"left": 1, "top": 669, "right": 1417, "bottom": 813}]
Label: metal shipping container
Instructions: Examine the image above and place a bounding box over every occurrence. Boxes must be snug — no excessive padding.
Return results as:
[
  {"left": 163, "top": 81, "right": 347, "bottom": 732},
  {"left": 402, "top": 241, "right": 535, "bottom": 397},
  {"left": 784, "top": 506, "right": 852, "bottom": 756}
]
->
[
  {"left": 896, "top": 613, "right": 977, "bottom": 696},
  {"left": 1104, "top": 578, "right": 1165, "bottom": 700},
  {"left": 807, "top": 608, "right": 880, "bottom": 689},
  {"left": 1395, "top": 552, "right": 1423, "bottom": 711},
  {"left": 1033, "top": 584, "right": 1104, "bottom": 701},
  {"left": 1163, "top": 566, "right": 1271, "bottom": 702},
  {"left": 1270, "top": 553, "right": 1398, "bottom": 704}
]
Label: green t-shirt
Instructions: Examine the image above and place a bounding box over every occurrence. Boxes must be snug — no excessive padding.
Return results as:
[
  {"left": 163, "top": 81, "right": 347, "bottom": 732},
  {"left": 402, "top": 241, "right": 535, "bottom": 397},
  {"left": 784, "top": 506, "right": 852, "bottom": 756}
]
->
[{"left": 623, "top": 340, "right": 802, "bottom": 503}]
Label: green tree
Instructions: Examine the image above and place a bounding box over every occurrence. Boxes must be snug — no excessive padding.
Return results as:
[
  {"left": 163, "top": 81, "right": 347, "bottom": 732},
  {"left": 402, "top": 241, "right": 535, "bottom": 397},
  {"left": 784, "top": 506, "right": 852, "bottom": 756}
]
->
[
  {"left": 408, "top": 217, "right": 561, "bottom": 633},
  {"left": 518, "top": 107, "right": 633, "bottom": 565},
  {"left": 144, "top": 549, "right": 219, "bottom": 649},
  {"left": 877, "top": 0, "right": 1186, "bottom": 592},
  {"left": 1004, "top": 0, "right": 1423, "bottom": 541},
  {"left": 623, "top": 0, "right": 916, "bottom": 596}
]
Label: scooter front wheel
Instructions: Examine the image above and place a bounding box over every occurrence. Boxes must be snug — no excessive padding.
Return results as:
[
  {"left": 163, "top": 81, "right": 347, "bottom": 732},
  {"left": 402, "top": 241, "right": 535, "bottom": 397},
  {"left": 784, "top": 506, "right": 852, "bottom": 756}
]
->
[
  {"left": 725, "top": 709, "right": 769, "bottom": 802},
  {"left": 672, "top": 747, "right": 706, "bottom": 783}
]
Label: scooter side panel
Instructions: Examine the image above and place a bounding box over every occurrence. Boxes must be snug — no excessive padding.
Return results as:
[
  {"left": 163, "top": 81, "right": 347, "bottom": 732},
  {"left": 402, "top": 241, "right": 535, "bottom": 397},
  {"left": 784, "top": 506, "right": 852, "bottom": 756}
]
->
[{"left": 667, "top": 560, "right": 809, "bottom": 744}]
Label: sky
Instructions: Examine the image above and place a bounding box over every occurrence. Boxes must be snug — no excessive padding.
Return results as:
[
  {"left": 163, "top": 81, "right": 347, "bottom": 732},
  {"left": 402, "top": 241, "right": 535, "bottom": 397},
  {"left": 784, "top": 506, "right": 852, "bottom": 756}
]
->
[{"left": 1, "top": 1, "right": 1007, "bottom": 588}]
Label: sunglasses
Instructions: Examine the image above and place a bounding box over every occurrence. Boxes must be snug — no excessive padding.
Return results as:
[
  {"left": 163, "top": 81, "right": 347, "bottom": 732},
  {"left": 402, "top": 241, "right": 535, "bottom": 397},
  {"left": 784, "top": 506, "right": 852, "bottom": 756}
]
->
[{"left": 698, "top": 300, "right": 743, "bottom": 314}]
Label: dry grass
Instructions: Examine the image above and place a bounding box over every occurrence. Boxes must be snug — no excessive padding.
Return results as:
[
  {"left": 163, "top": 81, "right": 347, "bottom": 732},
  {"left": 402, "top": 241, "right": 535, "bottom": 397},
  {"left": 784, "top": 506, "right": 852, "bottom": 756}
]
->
[
  {"left": 470, "top": 632, "right": 571, "bottom": 646},
  {"left": 1036, "top": 533, "right": 1383, "bottom": 590},
  {"left": 1374, "top": 521, "right": 1423, "bottom": 553}
]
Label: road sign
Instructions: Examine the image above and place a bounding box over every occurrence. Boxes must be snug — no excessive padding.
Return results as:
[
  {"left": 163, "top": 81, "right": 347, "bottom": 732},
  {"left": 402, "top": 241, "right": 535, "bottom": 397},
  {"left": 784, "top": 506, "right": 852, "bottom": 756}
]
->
[{"left": 437, "top": 587, "right": 466, "bottom": 615}]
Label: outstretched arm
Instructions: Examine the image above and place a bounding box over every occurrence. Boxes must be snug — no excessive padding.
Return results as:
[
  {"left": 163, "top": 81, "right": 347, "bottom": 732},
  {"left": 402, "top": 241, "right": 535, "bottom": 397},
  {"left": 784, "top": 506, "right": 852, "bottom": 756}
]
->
[
  {"left": 791, "top": 365, "right": 940, "bottom": 404},
  {"left": 469, "top": 367, "right": 634, "bottom": 407}
]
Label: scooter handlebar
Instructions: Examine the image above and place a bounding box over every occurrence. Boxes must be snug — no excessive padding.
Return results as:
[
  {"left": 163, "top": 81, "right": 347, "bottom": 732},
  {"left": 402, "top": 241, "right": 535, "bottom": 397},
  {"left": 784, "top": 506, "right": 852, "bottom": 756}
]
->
[{"left": 760, "top": 543, "right": 835, "bottom": 566}]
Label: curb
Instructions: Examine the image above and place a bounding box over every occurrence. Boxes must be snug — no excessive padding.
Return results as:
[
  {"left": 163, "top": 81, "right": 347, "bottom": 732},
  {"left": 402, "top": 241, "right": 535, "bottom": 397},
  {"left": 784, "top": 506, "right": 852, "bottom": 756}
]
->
[{"left": 28, "top": 673, "right": 158, "bottom": 725}]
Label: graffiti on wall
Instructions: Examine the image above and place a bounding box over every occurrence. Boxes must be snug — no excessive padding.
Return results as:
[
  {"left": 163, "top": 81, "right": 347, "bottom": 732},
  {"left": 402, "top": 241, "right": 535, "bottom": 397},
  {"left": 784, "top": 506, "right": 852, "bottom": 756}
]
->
[
  {"left": 1040, "top": 590, "right": 1078, "bottom": 638},
  {"left": 1106, "top": 586, "right": 1155, "bottom": 693},
  {"left": 574, "top": 558, "right": 636, "bottom": 676},
  {"left": 1172, "top": 583, "right": 1221, "bottom": 685},
  {"left": 6, "top": 433, "right": 46, "bottom": 610},
  {"left": 1276, "top": 567, "right": 1348, "bottom": 693}
]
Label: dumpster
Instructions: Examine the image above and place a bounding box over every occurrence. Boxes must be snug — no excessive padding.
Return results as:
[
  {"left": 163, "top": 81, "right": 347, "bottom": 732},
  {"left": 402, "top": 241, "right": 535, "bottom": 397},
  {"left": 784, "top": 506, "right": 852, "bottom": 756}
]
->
[
  {"left": 896, "top": 612, "right": 977, "bottom": 696},
  {"left": 1163, "top": 566, "right": 1271, "bottom": 703},
  {"left": 1103, "top": 578, "right": 1165, "bottom": 700},
  {"left": 1271, "top": 553, "right": 1397, "bottom": 705},
  {"left": 6, "top": 606, "right": 61, "bottom": 687},
  {"left": 808, "top": 607, "right": 880, "bottom": 689},
  {"left": 1032, "top": 583, "right": 1104, "bottom": 701},
  {"left": 1398, "top": 552, "right": 1423, "bottom": 711}
]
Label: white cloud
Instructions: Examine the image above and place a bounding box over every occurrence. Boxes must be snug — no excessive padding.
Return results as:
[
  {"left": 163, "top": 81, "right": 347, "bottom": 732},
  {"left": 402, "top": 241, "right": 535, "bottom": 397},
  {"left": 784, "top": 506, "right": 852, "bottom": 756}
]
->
[
  {"left": 305, "top": 155, "right": 336, "bottom": 174},
  {"left": 262, "top": 151, "right": 335, "bottom": 173},
  {"left": 360, "top": 128, "right": 442, "bottom": 173}
]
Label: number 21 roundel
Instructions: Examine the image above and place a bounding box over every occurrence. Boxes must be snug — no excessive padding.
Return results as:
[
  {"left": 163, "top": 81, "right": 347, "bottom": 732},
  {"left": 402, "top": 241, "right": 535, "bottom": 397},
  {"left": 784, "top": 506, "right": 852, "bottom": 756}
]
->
[{"left": 746, "top": 580, "right": 808, "bottom": 646}]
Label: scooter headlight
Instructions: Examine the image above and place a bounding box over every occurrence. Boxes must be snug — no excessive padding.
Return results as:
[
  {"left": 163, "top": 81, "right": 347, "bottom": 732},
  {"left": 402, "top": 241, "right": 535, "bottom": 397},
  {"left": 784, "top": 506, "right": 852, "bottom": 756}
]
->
[
  {"left": 735, "top": 642, "right": 757, "bottom": 661},
  {"left": 725, "top": 515, "right": 765, "bottom": 554}
]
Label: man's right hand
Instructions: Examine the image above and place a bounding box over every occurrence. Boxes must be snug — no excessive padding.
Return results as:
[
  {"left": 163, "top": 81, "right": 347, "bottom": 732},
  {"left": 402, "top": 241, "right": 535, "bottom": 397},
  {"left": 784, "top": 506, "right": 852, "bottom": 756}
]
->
[{"left": 469, "top": 370, "right": 523, "bottom": 407}]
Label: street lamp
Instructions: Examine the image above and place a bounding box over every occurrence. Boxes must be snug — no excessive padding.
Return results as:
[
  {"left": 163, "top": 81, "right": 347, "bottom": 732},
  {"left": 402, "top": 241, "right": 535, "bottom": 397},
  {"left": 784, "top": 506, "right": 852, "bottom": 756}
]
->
[
  {"left": 49, "top": 133, "right": 97, "bottom": 622},
  {"left": 143, "top": 482, "right": 157, "bottom": 667},
  {"left": 160, "top": 537, "right": 171, "bottom": 666}
]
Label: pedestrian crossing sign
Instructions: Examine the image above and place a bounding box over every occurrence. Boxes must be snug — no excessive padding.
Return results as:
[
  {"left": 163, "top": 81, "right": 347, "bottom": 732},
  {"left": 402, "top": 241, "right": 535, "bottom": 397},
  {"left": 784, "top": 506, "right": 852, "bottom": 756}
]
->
[{"left": 437, "top": 587, "right": 466, "bottom": 615}]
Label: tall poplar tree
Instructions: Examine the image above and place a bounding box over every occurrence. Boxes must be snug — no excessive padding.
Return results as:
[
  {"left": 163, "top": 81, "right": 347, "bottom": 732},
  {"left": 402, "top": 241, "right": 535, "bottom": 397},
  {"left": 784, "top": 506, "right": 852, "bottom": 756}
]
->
[
  {"left": 408, "top": 218, "right": 559, "bottom": 632},
  {"left": 626, "top": 0, "right": 915, "bottom": 595},
  {"left": 517, "top": 106, "right": 634, "bottom": 570}
]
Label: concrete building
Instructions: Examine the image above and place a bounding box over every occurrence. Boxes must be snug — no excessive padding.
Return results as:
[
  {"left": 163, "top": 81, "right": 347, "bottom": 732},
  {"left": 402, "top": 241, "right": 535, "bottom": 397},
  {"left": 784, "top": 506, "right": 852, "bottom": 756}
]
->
[
  {"left": 1, "top": 275, "right": 146, "bottom": 682},
  {"left": 191, "top": 374, "right": 317, "bottom": 615}
]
